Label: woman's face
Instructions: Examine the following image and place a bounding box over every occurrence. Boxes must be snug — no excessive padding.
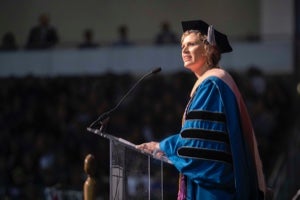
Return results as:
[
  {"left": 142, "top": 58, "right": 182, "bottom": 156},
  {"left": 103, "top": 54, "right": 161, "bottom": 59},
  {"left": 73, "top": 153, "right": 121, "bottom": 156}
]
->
[{"left": 181, "top": 32, "right": 207, "bottom": 75}]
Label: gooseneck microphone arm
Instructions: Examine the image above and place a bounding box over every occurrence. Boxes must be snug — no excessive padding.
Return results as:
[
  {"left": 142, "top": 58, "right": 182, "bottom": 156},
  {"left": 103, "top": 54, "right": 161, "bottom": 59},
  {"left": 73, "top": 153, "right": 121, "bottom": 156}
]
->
[{"left": 88, "top": 67, "right": 162, "bottom": 129}]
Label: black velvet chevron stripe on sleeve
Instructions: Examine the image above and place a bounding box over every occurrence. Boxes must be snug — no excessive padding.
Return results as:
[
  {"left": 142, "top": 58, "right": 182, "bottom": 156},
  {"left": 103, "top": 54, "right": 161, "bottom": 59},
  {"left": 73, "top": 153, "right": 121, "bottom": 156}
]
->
[
  {"left": 178, "top": 147, "right": 233, "bottom": 164},
  {"left": 181, "top": 129, "right": 230, "bottom": 145},
  {"left": 186, "top": 110, "right": 226, "bottom": 123}
]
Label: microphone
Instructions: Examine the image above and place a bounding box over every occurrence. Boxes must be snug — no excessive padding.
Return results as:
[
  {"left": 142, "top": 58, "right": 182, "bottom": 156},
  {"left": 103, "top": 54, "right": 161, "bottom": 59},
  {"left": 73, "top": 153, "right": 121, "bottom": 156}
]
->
[{"left": 88, "top": 67, "right": 162, "bottom": 129}]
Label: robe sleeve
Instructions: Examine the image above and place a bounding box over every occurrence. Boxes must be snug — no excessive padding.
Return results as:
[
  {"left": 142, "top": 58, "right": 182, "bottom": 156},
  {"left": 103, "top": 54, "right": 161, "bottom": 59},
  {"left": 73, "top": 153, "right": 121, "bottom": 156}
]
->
[{"left": 160, "top": 78, "right": 235, "bottom": 188}]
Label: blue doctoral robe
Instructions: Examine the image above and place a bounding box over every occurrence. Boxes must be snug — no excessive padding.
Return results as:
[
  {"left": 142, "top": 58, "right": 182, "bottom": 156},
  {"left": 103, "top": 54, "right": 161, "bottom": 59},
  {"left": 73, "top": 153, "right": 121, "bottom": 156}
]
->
[{"left": 160, "top": 68, "right": 264, "bottom": 199}]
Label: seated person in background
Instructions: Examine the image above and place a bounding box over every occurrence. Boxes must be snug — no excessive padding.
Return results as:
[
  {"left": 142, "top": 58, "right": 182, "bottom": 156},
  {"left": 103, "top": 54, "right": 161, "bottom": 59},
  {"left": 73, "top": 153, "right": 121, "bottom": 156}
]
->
[
  {"left": 112, "top": 25, "right": 134, "bottom": 47},
  {"left": 0, "top": 32, "right": 18, "bottom": 51},
  {"left": 78, "top": 29, "right": 99, "bottom": 49},
  {"left": 26, "top": 13, "right": 59, "bottom": 50},
  {"left": 154, "top": 21, "right": 179, "bottom": 45}
]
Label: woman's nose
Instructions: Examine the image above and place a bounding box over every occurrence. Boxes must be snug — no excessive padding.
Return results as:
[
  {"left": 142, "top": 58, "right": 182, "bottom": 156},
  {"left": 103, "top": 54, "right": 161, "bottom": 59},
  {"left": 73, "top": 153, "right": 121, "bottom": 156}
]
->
[{"left": 182, "top": 46, "right": 188, "bottom": 53}]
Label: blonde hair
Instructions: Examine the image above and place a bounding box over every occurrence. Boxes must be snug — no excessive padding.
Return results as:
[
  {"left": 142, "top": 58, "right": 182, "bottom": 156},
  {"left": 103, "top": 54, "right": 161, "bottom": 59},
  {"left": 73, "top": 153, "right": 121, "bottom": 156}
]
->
[{"left": 181, "top": 30, "right": 221, "bottom": 68}]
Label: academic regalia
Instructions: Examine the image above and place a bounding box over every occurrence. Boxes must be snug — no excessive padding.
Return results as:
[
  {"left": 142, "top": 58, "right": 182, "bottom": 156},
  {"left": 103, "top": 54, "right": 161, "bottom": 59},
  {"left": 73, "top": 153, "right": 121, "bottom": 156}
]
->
[{"left": 160, "top": 68, "right": 266, "bottom": 199}]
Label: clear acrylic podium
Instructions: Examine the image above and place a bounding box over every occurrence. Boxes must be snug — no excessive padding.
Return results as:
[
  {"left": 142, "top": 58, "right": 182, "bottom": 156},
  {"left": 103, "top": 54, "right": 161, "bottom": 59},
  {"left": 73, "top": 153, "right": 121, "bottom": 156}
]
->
[{"left": 87, "top": 128, "right": 174, "bottom": 200}]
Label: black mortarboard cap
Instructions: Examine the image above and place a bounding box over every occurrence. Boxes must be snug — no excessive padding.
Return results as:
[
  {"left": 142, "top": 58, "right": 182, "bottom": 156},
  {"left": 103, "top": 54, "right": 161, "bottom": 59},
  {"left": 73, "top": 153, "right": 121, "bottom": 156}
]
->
[{"left": 181, "top": 20, "right": 233, "bottom": 53}]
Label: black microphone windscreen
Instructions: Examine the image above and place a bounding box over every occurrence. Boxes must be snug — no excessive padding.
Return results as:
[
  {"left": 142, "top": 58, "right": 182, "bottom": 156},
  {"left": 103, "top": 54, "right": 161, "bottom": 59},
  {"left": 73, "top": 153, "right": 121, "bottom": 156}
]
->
[{"left": 151, "top": 67, "right": 162, "bottom": 74}]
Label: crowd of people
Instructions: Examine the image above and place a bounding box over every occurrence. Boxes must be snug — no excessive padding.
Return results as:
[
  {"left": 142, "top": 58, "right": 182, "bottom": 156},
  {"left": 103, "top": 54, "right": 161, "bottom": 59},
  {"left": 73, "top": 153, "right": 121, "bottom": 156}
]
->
[
  {"left": 0, "top": 13, "right": 179, "bottom": 51},
  {"left": 0, "top": 66, "right": 294, "bottom": 199}
]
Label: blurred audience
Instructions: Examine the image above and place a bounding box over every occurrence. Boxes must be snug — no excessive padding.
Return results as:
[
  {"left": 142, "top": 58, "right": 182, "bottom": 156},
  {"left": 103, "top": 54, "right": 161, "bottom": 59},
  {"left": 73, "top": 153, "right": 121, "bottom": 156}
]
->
[
  {"left": 0, "top": 32, "right": 18, "bottom": 51},
  {"left": 0, "top": 20, "right": 265, "bottom": 49},
  {"left": 154, "top": 21, "right": 179, "bottom": 45},
  {"left": 26, "top": 13, "right": 59, "bottom": 50},
  {"left": 0, "top": 69, "right": 294, "bottom": 199},
  {"left": 78, "top": 29, "right": 99, "bottom": 49},
  {"left": 112, "top": 25, "right": 134, "bottom": 47},
  {"left": 243, "top": 66, "right": 293, "bottom": 176}
]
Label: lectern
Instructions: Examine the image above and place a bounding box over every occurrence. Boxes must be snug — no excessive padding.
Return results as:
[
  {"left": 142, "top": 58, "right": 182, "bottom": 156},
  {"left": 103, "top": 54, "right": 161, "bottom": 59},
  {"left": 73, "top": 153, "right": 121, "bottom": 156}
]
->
[{"left": 87, "top": 128, "right": 173, "bottom": 200}]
